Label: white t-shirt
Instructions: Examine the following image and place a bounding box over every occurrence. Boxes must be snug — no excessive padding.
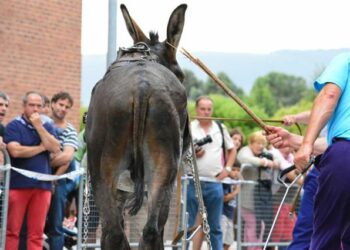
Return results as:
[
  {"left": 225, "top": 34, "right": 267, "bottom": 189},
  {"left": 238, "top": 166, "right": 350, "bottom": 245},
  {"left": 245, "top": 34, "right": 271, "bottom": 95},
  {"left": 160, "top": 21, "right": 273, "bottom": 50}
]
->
[{"left": 190, "top": 120, "right": 234, "bottom": 177}]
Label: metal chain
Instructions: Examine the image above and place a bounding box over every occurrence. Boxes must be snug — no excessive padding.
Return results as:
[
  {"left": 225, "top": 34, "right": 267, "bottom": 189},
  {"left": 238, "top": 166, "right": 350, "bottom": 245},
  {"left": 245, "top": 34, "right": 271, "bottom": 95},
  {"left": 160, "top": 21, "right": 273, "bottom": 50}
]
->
[
  {"left": 82, "top": 170, "right": 91, "bottom": 249},
  {"left": 185, "top": 140, "right": 212, "bottom": 250}
]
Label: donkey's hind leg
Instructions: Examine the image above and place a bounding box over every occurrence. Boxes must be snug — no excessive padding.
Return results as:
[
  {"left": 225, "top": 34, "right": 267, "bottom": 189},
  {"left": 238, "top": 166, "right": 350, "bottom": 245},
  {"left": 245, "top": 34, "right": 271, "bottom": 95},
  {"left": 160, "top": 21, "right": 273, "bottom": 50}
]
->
[
  {"left": 94, "top": 179, "right": 131, "bottom": 250},
  {"left": 139, "top": 160, "right": 177, "bottom": 250}
]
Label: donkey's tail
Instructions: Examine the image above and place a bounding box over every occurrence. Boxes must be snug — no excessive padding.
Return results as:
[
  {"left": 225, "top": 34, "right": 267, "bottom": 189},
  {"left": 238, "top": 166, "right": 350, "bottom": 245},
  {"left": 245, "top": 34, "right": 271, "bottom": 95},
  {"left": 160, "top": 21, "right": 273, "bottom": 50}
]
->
[{"left": 127, "top": 89, "right": 148, "bottom": 216}]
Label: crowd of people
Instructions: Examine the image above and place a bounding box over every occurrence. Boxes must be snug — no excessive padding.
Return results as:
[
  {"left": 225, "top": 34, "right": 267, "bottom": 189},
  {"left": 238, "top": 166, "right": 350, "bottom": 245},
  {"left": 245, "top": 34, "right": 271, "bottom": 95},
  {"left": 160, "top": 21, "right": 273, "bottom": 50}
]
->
[
  {"left": 0, "top": 91, "right": 84, "bottom": 250},
  {"left": 186, "top": 95, "right": 301, "bottom": 250},
  {"left": 185, "top": 52, "right": 350, "bottom": 250},
  {"left": 0, "top": 51, "right": 349, "bottom": 250}
]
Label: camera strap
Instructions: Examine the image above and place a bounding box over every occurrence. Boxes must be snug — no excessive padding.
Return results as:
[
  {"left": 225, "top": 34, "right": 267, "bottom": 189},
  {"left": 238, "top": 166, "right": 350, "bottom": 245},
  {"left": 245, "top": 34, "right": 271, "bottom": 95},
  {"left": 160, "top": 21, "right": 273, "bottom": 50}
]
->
[{"left": 215, "top": 120, "right": 226, "bottom": 164}]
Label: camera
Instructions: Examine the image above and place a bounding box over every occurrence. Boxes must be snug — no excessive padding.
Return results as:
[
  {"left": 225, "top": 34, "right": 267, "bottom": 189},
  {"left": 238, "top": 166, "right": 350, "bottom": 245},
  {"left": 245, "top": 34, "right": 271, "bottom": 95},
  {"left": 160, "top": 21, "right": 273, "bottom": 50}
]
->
[
  {"left": 82, "top": 112, "right": 87, "bottom": 124},
  {"left": 194, "top": 135, "right": 213, "bottom": 147},
  {"left": 259, "top": 151, "right": 273, "bottom": 161},
  {"left": 193, "top": 135, "right": 212, "bottom": 152}
]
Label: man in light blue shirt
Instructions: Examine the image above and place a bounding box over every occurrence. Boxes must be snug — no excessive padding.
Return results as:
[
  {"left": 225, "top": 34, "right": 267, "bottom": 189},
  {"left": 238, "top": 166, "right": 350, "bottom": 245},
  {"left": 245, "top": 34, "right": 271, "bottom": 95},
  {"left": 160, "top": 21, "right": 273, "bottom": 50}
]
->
[{"left": 294, "top": 52, "right": 350, "bottom": 249}]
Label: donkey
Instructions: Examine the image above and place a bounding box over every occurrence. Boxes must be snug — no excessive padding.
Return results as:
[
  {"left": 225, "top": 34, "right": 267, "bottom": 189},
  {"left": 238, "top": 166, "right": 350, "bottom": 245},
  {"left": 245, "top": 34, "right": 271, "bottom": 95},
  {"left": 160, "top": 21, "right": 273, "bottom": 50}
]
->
[{"left": 86, "top": 4, "right": 189, "bottom": 250}]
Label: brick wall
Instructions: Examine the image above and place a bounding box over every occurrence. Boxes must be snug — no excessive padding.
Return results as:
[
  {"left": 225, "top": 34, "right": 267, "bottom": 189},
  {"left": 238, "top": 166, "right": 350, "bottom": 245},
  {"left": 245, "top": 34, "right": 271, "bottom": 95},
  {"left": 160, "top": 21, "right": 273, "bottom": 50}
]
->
[{"left": 0, "top": 0, "right": 82, "bottom": 130}]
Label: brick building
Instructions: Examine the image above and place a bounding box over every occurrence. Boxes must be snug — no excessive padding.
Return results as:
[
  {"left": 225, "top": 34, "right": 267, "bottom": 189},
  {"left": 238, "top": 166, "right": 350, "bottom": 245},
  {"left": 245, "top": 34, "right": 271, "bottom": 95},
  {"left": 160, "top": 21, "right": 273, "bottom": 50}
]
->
[{"left": 0, "top": 0, "right": 82, "bottom": 129}]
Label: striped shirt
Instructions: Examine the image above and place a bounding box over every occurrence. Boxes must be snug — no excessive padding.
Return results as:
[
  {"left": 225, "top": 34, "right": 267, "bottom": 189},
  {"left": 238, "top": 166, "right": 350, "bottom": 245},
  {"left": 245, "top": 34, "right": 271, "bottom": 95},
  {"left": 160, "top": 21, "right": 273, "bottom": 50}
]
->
[{"left": 55, "top": 123, "right": 78, "bottom": 151}]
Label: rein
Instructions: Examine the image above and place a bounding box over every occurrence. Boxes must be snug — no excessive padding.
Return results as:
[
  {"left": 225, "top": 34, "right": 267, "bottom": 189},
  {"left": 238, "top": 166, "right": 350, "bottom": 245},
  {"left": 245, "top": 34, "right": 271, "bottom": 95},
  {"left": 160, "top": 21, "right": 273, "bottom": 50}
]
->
[{"left": 191, "top": 116, "right": 303, "bottom": 135}]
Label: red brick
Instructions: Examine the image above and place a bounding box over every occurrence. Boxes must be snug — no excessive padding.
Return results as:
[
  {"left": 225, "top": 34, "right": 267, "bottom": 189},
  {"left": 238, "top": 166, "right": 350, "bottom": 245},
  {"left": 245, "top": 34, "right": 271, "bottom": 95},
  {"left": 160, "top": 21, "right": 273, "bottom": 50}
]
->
[{"left": 0, "top": 0, "right": 82, "bottom": 130}]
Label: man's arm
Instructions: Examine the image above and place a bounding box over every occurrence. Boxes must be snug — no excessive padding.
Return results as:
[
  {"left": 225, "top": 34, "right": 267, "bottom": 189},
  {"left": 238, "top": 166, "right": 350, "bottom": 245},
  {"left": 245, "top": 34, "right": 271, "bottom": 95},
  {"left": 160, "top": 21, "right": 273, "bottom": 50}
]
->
[
  {"left": 223, "top": 185, "right": 240, "bottom": 202},
  {"left": 0, "top": 136, "right": 5, "bottom": 150},
  {"left": 266, "top": 126, "right": 328, "bottom": 155},
  {"left": 295, "top": 83, "right": 340, "bottom": 171},
  {"left": 7, "top": 142, "right": 46, "bottom": 158},
  {"left": 283, "top": 111, "right": 311, "bottom": 126},
  {"left": 51, "top": 144, "right": 76, "bottom": 176},
  {"left": 51, "top": 145, "right": 75, "bottom": 168},
  {"left": 216, "top": 147, "right": 237, "bottom": 180},
  {"left": 30, "top": 113, "right": 60, "bottom": 153}
]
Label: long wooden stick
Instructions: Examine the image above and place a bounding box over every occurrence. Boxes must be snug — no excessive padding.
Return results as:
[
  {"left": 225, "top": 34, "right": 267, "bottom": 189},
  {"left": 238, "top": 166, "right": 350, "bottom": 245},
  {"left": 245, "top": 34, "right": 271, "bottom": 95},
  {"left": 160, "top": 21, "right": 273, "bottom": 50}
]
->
[
  {"left": 191, "top": 116, "right": 303, "bottom": 135},
  {"left": 191, "top": 116, "right": 284, "bottom": 123},
  {"left": 175, "top": 45, "right": 271, "bottom": 133}
]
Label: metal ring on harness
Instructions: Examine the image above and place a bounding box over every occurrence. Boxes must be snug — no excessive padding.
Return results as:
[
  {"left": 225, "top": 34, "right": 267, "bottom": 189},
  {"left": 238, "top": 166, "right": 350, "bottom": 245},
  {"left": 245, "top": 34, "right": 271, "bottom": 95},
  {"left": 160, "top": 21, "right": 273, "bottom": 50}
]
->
[{"left": 120, "top": 42, "right": 151, "bottom": 54}]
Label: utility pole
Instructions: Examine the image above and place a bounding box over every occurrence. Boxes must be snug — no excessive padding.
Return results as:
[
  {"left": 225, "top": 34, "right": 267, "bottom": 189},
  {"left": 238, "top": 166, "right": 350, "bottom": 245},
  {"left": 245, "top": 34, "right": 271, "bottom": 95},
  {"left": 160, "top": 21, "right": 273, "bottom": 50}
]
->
[{"left": 106, "top": 0, "right": 117, "bottom": 68}]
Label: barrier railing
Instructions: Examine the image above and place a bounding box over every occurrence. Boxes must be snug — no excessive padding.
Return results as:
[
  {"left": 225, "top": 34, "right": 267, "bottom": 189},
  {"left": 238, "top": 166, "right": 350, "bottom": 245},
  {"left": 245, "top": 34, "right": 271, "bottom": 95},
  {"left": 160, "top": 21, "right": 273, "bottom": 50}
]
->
[
  {"left": 237, "top": 163, "right": 299, "bottom": 249},
  {"left": 0, "top": 159, "right": 300, "bottom": 249},
  {"left": 0, "top": 148, "right": 11, "bottom": 250}
]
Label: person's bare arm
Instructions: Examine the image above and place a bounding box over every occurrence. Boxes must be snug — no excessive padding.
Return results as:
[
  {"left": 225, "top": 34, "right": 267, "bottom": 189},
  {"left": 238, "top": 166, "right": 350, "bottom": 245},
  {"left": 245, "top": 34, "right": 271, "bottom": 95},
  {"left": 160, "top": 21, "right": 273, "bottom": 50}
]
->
[
  {"left": 53, "top": 162, "right": 70, "bottom": 176},
  {"left": 223, "top": 185, "right": 240, "bottom": 202},
  {"left": 30, "top": 113, "right": 60, "bottom": 153},
  {"left": 295, "top": 83, "right": 340, "bottom": 171},
  {"left": 0, "top": 136, "right": 5, "bottom": 150},
  {"left": 266, "top": 126, "right": 328, "bottom": 155},
  {"left": 283, "top": 111, "right": 311, "bottom": 126},
  {"left": 7, "top": 141, "right": 45, "bottom": 158},
  {"left": 216, "top": 147, "right": 237, "bottom": 180},
  {"left": 51, "top": 145, "right": 75, "bottom": 168}
]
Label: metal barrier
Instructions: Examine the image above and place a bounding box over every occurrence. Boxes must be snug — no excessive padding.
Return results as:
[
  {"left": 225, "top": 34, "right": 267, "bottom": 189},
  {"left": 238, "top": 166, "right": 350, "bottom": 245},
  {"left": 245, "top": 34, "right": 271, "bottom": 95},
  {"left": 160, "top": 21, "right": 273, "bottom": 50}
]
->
[
  {"left": 0, "top": 158, "right": 301, "bottom": 249},
  {"left": 76, "top": 169, "right": 299, "bottom": 249},
  {"left": 77, "top": 172, "right": 183, "bottom": 249},
  {"left": 0, "top": 148, "right": 10, "bottom": 250},
  {"left": 237, "top": 164, "right": 299, "bottom": 249}
]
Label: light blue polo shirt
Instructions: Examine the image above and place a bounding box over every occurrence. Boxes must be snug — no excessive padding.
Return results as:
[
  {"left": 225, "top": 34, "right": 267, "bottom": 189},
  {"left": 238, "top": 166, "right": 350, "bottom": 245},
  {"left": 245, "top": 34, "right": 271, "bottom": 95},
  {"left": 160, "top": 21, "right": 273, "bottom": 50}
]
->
[{"left": 314, "top": 53, "right": 350, "bottom": 144}]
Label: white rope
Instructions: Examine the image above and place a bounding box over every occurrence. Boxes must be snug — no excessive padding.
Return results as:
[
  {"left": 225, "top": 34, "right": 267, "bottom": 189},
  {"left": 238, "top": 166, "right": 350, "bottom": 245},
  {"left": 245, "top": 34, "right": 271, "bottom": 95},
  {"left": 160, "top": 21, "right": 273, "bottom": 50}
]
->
[{"left": 0, "top": 164, "right": 84, "bottom": 181}]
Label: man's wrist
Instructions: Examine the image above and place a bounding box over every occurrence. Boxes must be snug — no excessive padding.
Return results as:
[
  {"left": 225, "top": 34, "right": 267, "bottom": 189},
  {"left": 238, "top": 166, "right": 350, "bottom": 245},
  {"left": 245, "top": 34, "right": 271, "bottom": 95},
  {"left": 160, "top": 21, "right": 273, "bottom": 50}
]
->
[{"left": 225, "top": 166, "right": 232, "bottom": 172}]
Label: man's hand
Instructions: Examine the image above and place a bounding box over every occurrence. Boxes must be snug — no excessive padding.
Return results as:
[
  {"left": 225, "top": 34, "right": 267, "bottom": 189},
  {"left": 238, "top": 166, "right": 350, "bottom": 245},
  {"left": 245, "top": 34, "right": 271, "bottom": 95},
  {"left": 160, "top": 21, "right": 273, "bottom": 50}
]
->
[
  {"left": 216, "top": 168, "right": 229, "bottom": 180},
  {"left": 283, "top": 115, "right": 297, "bottom": 126},
  {"left": 0, "top": 136, "right": 5, "bottom": 150},
  {"left": 265, "top": 126, "right": 292, "bottom": 149},
  {"left": 195, "top": 147, "right": 205, "bottom": 158},
  {"left": 294, "top": 143, "right": 313, "bottom": 172},
  {"left": 29, "top": 112, "right": 43, "bottom": 129}
]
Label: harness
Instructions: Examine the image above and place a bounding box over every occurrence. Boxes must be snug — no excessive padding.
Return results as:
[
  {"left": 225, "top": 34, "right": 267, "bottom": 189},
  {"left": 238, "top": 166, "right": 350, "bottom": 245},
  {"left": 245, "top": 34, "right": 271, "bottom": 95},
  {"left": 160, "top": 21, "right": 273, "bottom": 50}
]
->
[
  {"left": 93, "top": 42, "right": 160, "bottom": 96},
  {"left": 112, "top": 42, "right": 159, "bottom": 68}
]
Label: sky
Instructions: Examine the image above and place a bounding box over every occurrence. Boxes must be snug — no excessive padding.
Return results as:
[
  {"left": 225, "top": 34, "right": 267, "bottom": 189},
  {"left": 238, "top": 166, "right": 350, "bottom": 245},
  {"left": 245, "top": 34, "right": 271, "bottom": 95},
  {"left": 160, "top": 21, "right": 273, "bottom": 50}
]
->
[{"left": 81, "top": 0, "right": 350, "bottom": 55}]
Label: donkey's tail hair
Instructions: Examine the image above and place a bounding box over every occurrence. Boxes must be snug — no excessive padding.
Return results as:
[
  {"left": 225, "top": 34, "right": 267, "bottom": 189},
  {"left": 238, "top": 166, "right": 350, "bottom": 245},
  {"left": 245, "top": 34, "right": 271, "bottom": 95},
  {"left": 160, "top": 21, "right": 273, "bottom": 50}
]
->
[{"left": 127, "top": 90, "right": 148, "bottom": 216}]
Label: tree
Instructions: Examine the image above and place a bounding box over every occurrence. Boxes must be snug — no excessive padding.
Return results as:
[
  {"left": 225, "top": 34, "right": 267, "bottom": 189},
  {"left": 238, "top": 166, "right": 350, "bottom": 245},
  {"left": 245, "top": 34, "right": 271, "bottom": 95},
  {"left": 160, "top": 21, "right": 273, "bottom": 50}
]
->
[
  {"left": 183, "top": 69, "right": 205, "bottom": 100},
  {"left": 250, "top": 79, "right": 278, "bottom": 116},
  {"left": 203, "top": 72, "right": 245, "bottom": 98},
  {"left": 267, "top": 72, "right": 307, "bottom": 106},
  {"left": 250, "top": 72, "right": 309, "bottom": 115}
]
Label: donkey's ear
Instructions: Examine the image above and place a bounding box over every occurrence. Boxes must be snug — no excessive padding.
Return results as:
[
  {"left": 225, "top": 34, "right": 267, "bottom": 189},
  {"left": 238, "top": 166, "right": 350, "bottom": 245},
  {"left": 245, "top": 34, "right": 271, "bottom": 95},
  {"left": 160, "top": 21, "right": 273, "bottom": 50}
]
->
[
  {"left": 120, "top": 4, "right": 149, "bottom": 44},
  {"left": 166, "top": 4, "right": 187, "bottom": 52}
]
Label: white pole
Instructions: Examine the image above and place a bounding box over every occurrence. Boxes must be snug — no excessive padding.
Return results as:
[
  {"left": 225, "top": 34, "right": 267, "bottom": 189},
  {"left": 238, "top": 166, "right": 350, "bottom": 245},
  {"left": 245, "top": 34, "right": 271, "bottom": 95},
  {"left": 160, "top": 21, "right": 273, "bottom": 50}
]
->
[{"left": 106, "top": 0, "right": 117, "bottom": 68}]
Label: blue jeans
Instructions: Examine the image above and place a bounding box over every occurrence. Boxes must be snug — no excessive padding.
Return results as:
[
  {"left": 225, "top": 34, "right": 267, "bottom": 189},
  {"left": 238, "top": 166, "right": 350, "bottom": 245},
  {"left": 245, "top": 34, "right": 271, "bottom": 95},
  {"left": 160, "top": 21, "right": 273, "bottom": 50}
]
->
[
  {"left": 287, "top": 167, "right": 319, "bottom": 250},
  {"left": 47, "top": 161, "right": 77, "bottom": 250},
  {"left": 187, "top": 180, "right": 224, "bottom": 250}
]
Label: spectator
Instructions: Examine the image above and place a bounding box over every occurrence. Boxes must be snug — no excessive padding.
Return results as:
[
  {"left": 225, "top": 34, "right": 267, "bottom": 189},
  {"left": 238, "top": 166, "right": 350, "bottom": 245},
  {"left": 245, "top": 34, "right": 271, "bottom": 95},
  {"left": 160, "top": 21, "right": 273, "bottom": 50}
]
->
[
  {"left": 187, "top": 96, "right": 236, "bottom": 250},
  {"left": 41, "top": 95, "right": 50, "bottom": 116},
  {"left": 4, "top": 91, "right": 60, "bottom": 250},
  {"left": 230, "top": 128, "right": 244, "bottom": 151},
  {"left": 221, "top": 160, "right": 241, "bottom": 250},
  {"left": 237, "top": 131, "right": 280, "bottom": 250},
  {"left": 0, "top": 91, "right": 9, "bottom": 162},
  {"left": 46, "top": 91, "right": 78, "bottom": 250}
]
